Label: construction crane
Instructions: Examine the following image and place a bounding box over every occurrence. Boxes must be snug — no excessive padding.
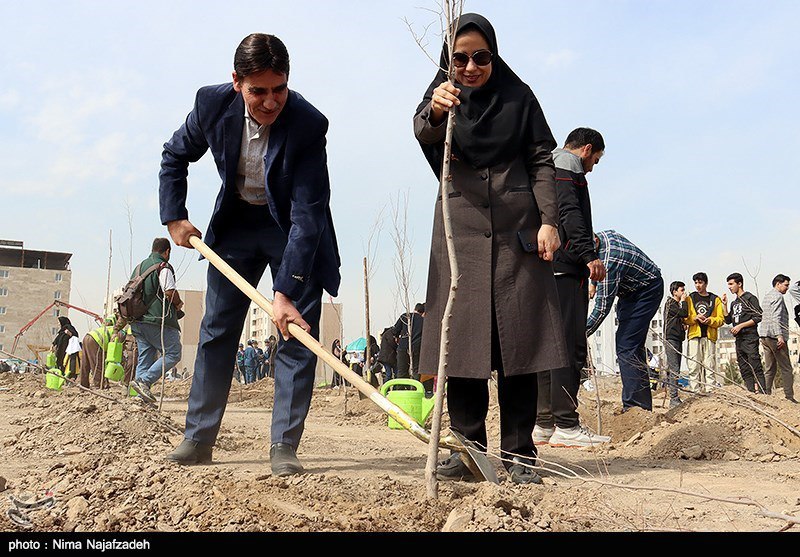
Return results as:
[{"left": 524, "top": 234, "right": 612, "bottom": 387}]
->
[{"left": 10, "top": 300, "right": 104, "bottom": 355}]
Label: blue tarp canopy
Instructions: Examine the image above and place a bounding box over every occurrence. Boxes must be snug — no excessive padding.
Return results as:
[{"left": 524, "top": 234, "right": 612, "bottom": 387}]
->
[{"left": 345, "top": 337, "right": 367, "bottom": 351}]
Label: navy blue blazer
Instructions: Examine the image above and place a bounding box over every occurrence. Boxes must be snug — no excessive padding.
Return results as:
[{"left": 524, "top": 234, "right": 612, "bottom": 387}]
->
[{"left": 159, "top": 83, "right": 341, "bottom": 299}]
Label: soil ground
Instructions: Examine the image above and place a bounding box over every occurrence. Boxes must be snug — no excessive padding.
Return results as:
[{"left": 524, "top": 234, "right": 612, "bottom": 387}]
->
[{"left": 2, "top": 370, "right": 800, "bottom": 532}]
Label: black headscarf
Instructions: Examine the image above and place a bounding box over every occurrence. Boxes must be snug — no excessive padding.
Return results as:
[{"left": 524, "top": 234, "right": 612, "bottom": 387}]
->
[
  {"left": 416, "top": 13, "right": 555, "bottom": 175},
  {"left": 53, "top": 316, "right": 79, "bottom": 369},
  {"left": 56, "top": 316, "right": 78, "bottom": 338}
]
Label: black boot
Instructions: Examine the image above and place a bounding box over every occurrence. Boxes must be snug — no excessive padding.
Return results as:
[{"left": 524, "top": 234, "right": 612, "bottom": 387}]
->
[
  {"left": 166, "top": 438, "right": 213, "bottom": 465},
  {"left": 435, "top": 453, "right": 476, "bottom": 482},
  {"left": 270, "top": 443, "right": 304, "bottom": 477},
  {"left": 506, "top": 456, "right": 543, "bottom": 485}
]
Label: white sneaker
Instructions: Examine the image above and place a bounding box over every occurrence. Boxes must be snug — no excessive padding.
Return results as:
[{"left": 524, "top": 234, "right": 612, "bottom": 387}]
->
[
  {"left": 549, "top": 425, "right": 611, "bottom": 448},
  {"left": 533, "top": 425, "right": 555, "bottom": 446}
]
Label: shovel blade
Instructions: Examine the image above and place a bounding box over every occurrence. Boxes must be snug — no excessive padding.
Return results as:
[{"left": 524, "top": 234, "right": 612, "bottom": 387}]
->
[{"left": 449, "top": 429, "right": 499, "bottom": 484}]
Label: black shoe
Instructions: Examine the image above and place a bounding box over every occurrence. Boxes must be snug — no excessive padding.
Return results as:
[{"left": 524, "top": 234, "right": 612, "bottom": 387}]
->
[
  {"left": 507, "top": 457, "right": 543, "bottom": 485},
  {"left": 270, "top": 443, "right": 304, "bottom": 477},
  {"left": 787, "top": 397, "right": 798, "bottom": 404},
  {"left": 166, "top": 439, "right": 213, "bottom": 465},
  {"left": 435, "top": 453, "right": 476, "bottom": 482}
]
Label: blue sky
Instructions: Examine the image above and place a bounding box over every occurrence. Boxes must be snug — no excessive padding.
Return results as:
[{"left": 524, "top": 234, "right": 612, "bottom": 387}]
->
[{"left": 1, "top": 0, "right": 798, "bottom": 338}]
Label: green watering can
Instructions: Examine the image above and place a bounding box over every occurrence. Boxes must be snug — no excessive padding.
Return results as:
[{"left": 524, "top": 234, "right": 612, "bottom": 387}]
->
[
  {"left": 104, "top": 340, "right": 125, "bottom": 381},
  {"left": 380, "top": 379, "right": 435, "bottom": 430},
  {"left": 45, "top": 368, "right": 65, "bottom": 391},
  {"left": 104, "top": 363, "right": 124, "bottom": 382}
]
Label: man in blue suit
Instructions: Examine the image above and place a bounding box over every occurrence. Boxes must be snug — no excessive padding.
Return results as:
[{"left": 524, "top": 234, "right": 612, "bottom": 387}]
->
[
  {"left": 243, "top": 340, "right": 258, "bottom": 384},
  {"left": 160, "top": 33, "right": 341, "bottom": 476}
]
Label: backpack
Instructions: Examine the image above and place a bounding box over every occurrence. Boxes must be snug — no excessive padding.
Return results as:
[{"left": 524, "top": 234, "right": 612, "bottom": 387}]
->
[{"left": 115, "top": 261, "right": 167, "bottom": 321}]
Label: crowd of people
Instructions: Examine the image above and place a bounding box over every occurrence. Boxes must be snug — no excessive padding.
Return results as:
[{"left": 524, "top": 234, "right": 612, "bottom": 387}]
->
[
  {"left": 235, "top": 337, "right": 277, "bottom": 384},
  {"left": 325, "top": 302, "right": 427, "bottom": 390},
  {"left": 661, "top": 272, "right": 798, "bottom": 405}
]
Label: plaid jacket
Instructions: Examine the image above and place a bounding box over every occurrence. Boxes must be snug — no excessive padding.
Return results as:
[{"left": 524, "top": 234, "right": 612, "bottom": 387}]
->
[
  {"left": 587, "top": 230, "right": 661, "bottom": 336},
  {"left": 758, "top": 287, "right": 788, "bottom": 339}
]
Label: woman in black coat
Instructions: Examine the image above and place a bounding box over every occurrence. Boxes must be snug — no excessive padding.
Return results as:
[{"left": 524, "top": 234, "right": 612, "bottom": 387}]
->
[
  {"left": 414, "top": 13, "right": 568, "bottom": 484},
  {"left": 52, "top": 316, "right": 79, "bottom": 371}
]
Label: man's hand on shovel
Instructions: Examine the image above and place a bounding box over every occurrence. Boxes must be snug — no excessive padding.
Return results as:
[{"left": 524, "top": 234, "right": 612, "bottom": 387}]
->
[
  {"left": 272, "top": 291, "right": 311, "bottom": 341},
  {"left": 167, "top": 219, "right": 203, "bottom": 249}
]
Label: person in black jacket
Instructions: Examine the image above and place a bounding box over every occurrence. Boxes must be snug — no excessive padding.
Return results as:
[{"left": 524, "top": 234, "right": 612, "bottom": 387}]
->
[
  {"left": 365, "top": 334, "right": 381, "bottom": 388},
  {"left": 330, "top": 339, "right": 344, "bottom": 387},
  {"left": 391, "top": 303, "right": 425, "bottom": 380},
  {"left": 378, "top": 326, "right": 398, "bottom": 383},
  {"left": 722, "top": 273, "right": 766, "bottom": 393},
  {"left": 535, "top": 128, "right": 609, "bottom": 448},
  {"left": 663, "top": 280, "right": 689, "bottom": 407},
  {"left": 52, "top": 316, "right": 79, "bottom": 372}
]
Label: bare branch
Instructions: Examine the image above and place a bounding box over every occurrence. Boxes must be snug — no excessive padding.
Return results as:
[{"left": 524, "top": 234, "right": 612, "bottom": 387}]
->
[
  {"left": 741, "top": 255, "right": 762, "bottom": 299},
  {"left": 123, "top": 197, "right": 134, "bottom": 277}
]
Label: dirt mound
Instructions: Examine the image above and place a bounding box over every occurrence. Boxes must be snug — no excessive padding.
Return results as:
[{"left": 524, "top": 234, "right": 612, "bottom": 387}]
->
[
  {"left": 1, "top": 375, "right": 181, "bottom": 466},
  {"left": 593, "top": 388, "right": 800, "bottom": 462},
  {"left": 160, "top": 378, "right": 194, "bottom": 400},
  {"left": 226, "top": 379, "right": 276, "bottom": 408},
  {"left": 441, "top": 482, "right": 599, "bottom": 532},
  {"left": 308, "top": 388, "right": 392, "bottom": 426},
  {"left": 0, "top": 373, "right": 602, "bottom": 532},
  {"left": 4, "top": 372, "right": 800, "bottom": 532},
  {"left": 8, "top": 462, "right": 604, "bottom": 532},
  {"left": 577, "top": 402, "right": 668, "bottom": 444}
]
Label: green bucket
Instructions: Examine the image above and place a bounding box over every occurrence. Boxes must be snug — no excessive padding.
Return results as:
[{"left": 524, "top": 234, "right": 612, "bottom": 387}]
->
[
  {"left": 379, "top": 379, "right": 434, "bottom": 430},
  {"left": 104, "top": 362, "right": 124, "bottom": 382},
  {"left": 45, "top": 369, "right": 65, "bottom": 391},
  {"left": 105, "top": 340, "right": 123, "bottom": 364},
  {"left": 45, "top": 352, "right": 57, "bottom": 368}
]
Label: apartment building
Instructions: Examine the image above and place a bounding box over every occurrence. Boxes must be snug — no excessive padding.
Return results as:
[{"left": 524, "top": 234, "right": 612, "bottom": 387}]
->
[{"left": 0, "top": 240, "right": 72, "bottom": 357}]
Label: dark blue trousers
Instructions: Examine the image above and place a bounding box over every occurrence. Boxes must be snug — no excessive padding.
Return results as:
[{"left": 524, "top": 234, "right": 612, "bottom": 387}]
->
[
  {"left": 615, "top": 277, "right": 664, "bottom": 411},
  {"left": 184, "top": 199, "right": 322, "bottom": 449}
]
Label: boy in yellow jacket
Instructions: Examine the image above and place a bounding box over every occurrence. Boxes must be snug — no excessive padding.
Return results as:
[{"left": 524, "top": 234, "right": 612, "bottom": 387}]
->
[{"left": 684, "top": 272, "right": 725, "bottom": 392}]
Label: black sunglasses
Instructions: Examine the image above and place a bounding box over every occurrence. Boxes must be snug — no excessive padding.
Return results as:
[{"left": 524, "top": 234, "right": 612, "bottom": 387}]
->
[{"left": 451, "top": 49, "right": 493, "bottom": 68}]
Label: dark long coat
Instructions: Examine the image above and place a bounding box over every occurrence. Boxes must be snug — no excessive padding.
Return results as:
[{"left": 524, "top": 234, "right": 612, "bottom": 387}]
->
[{"left": 415, "top": 104, "right": 569, "bottom": 379}]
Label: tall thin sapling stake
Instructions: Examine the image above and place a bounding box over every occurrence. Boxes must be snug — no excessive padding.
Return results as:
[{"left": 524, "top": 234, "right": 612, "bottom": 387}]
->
[{"left": 408, "top": 0, "right": 464, "bottom": 499}]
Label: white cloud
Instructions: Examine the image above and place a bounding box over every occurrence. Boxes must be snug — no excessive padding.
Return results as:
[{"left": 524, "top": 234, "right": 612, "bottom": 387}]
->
[
  {"left": 542, "top": 49, "right": 578, "bottom": 68},
  {"left": 518, "top": 48, "right": 578, "bottom": 72},
  {"left": 0, "top": 89, "right": 20, "bottom": 110},
  {"left": 2, "top": 71, "right": 153, "bottom": 198}
]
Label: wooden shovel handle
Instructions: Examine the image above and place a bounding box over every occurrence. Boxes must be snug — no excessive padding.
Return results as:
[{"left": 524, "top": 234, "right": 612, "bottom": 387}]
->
[{"left": 188, "top": 235, "right": 465, "bottom": 450}]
